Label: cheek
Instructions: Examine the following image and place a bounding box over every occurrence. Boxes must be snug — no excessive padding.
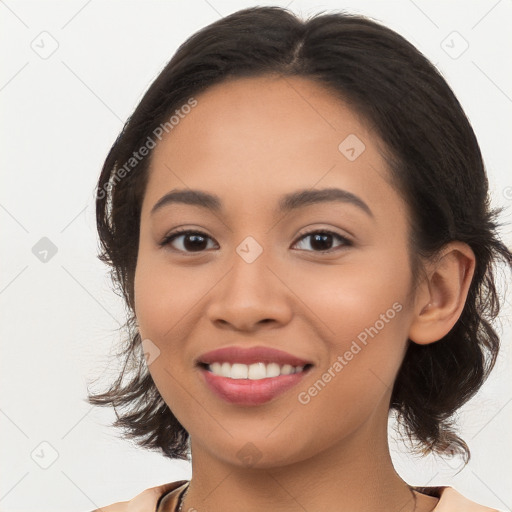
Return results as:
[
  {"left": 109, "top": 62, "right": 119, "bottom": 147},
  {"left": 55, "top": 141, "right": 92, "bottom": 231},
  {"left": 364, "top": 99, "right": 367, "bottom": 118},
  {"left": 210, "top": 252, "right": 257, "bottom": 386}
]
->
[
  {"left": 290, "top": 295, "right": 409, "bottom": 456},
  {"left": 291, "top": 249, "right": 412, "bottom": 345},
  {"left": 133, "top": 254, "right": 206, "bottom": 340},
  {"left": 133, "top": 257, "right": 202, "bottom": 420},
  {"left": 290, "top": 253, "right": 412, "bottom": 413}
]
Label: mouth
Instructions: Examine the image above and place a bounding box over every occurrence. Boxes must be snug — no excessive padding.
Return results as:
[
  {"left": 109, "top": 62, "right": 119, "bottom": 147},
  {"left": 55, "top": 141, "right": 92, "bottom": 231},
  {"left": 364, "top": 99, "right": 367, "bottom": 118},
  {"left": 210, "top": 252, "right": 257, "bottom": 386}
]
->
[
  {"left": 196, "top": 360, "right": 314, "bottom": 406},
  {"left": 195, "top": 345, "right": 315, "bottom": 405},
  {"left": 195, "top": 344, "right": 314, "bottom": 368},
  {"left": 198, "top": 361, "right": 314, "bottom": 380}
]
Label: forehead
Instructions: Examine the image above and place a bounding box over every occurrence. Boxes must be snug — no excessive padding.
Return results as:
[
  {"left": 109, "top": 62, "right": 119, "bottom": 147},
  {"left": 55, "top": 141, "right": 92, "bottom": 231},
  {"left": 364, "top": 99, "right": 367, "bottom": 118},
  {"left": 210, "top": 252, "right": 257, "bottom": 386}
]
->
[
  {"left": 151, "top": 74, "right": 373, "bottom": 164},
  {"left": 143, "top": 74, "right": 406, "bottom": 222}
]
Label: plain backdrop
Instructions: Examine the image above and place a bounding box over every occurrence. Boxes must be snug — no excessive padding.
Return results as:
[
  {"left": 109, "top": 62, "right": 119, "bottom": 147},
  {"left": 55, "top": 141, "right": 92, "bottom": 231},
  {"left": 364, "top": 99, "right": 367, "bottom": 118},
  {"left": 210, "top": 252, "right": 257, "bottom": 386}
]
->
[{"left": 1, "top": 1, "right": 511, "bottom": 511}]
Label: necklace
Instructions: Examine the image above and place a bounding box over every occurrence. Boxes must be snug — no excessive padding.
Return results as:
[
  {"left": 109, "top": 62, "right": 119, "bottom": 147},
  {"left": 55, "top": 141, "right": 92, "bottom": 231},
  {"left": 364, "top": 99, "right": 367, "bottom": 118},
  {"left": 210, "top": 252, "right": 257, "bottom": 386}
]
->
[
  {"left": 177, "top": 483, "right": 417, "bottom": 511},
  {"left": 177, "top": 482, "right": 190, "bottom": 512},
  {"left": 410, "top": 487, "right": 418, "bottom": 512}
]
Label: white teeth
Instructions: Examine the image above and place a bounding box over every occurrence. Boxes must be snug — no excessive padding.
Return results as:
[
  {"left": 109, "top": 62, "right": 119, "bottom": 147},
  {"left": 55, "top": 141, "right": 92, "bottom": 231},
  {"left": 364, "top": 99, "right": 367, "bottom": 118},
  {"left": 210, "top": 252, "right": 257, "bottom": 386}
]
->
[
  {"left": 207, "top": 361, "right": 307, "bottom": 380},
  {"left": 280, "top": 364, "right": 294, "bottom": 375},
  {"left": 265, "top": 362, "right": 281, "bottom": 378},
  {"left": 248, "top": 362, "right": 267, "bottom": 380},
  {"left": 231, "top": 363, "right": 248, "bottom": 379}
]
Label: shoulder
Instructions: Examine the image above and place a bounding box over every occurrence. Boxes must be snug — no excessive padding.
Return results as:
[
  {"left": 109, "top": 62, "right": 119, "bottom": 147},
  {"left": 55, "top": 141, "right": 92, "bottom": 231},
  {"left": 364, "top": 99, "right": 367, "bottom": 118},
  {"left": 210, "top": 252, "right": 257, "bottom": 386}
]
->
[
  {"left": 90, "top": 480, "right": 189, "bottom": 512},
  {"left": 435, "top": 486, "right": 503, "bottom": 512}
]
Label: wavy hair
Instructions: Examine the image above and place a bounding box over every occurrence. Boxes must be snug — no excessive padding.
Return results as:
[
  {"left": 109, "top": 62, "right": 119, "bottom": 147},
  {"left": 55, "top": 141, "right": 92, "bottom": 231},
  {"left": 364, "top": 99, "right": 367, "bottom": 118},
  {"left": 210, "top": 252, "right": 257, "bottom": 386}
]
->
[{"left": 87, "top": 6, "right": 512, "bottom": 464}]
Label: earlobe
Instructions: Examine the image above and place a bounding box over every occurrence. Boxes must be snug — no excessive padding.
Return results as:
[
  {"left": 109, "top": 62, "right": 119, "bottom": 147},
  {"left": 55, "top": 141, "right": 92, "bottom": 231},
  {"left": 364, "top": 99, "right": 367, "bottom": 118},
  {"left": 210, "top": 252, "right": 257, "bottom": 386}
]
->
[{"left": 408, "top": 242, "right": 476, "bottom": 345}]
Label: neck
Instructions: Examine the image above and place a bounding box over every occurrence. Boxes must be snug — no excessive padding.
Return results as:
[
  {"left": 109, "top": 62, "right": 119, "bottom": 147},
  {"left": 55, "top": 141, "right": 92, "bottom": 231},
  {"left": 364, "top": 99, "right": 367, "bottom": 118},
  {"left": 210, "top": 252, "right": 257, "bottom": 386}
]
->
[{"left": 181, "top": 411, "right": 419, "bottom": 512}]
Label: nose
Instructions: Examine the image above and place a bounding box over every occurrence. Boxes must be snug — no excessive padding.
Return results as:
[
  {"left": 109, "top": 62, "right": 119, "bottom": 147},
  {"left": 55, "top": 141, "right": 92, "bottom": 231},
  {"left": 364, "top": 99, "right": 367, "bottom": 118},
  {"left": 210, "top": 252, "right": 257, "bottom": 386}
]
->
[{"left": 205, "top": 249, "right": 293, "bottom": 333}]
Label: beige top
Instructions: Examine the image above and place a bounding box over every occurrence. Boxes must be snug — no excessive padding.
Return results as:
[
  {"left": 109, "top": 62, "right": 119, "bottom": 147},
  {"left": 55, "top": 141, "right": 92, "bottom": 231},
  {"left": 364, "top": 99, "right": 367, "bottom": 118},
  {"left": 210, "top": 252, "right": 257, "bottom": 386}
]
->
[{"left": 92, "top": 479, "right": 502, "bottom": 511}]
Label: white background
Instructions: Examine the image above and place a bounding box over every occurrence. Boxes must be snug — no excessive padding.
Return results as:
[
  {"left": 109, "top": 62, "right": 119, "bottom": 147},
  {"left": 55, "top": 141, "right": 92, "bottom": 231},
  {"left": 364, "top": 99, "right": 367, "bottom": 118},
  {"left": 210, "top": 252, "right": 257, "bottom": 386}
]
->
[{"left": 0, "top": 1, "right": 511, "bottom": 511}]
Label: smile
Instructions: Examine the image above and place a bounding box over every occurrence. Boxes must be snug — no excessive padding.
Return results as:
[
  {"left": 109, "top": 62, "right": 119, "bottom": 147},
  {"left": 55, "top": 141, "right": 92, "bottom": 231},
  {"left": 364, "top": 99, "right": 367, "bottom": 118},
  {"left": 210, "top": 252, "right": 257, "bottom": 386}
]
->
[
  {"left": 198, "top": 363, "right": 313, "bottom": 406},
  {"left": 203, "top": 361, "right": 311, "bottom": 380}
]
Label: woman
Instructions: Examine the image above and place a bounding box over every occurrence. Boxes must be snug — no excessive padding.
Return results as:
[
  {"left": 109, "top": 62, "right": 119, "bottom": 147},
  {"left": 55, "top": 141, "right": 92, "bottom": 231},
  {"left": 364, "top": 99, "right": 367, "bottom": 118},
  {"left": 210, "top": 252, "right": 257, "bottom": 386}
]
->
[{"left": 88, "top": 6, "right": 511, "bottom": 511}]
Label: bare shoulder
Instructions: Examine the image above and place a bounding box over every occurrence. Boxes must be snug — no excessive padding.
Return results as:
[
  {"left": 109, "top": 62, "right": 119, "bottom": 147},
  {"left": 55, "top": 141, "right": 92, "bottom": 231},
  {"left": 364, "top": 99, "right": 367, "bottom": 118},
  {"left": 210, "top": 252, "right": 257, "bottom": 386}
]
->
[{"left": 90, "top": 481, "right": 186, "bottom": 512}]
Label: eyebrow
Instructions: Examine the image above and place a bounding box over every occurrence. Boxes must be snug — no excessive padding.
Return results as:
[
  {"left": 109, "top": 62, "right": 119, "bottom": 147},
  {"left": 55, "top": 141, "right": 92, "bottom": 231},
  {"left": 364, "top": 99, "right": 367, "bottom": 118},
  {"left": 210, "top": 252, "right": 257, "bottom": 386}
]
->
[{"left": 150, "top": 187, "right": 374, "bottom": 218}]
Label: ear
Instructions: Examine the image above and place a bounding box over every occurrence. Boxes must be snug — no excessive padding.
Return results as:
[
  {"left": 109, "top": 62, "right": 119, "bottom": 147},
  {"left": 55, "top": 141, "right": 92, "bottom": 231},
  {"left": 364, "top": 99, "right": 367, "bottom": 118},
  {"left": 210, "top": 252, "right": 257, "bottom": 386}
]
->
[{"left": 408, "top": 241, "right": 476, "bottom": 345}]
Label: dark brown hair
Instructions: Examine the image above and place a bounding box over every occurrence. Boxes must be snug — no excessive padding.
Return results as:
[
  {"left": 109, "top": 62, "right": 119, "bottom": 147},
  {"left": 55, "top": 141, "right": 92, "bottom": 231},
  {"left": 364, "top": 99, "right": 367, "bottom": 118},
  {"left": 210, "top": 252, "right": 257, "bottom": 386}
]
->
[{"left": 87, "top": 6, "right": 512, "bottom": 465}]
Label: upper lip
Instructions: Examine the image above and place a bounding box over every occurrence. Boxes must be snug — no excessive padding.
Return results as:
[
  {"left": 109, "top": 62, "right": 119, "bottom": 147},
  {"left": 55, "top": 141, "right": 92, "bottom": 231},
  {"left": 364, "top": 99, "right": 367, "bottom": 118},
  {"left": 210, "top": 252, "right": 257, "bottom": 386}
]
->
[{"left": 196, "top": 346, "right": 314, "bottom": 367}]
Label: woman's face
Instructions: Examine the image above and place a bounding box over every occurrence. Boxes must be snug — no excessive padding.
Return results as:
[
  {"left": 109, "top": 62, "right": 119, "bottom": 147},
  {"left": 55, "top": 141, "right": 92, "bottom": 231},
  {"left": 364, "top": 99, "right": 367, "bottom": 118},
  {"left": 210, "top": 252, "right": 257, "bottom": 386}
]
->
[{"left": 134, "top": 74, "right": 419, "bottom": 467}]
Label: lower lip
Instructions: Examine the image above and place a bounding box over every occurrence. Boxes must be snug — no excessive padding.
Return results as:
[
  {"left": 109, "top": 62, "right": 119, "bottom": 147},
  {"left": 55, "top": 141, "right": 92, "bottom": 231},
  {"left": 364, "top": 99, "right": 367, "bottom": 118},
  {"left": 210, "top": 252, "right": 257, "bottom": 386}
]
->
[{"left": 199, "top": 365, "right": 312, "bottom": 406}]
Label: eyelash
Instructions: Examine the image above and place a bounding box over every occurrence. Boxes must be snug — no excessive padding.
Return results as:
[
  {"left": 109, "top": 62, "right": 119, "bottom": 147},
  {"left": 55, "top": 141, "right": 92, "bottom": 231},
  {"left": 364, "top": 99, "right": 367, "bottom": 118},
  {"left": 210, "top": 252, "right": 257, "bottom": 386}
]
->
[{"left": 159, "top": 227, "right": 353, "bottom": 254}]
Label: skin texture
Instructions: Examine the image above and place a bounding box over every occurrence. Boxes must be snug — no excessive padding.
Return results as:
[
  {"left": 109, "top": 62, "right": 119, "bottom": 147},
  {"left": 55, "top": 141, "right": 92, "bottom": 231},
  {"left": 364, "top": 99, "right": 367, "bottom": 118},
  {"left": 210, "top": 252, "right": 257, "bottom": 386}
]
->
[{"left": 133, "top": 75, "right": 475, "bottom": 512}]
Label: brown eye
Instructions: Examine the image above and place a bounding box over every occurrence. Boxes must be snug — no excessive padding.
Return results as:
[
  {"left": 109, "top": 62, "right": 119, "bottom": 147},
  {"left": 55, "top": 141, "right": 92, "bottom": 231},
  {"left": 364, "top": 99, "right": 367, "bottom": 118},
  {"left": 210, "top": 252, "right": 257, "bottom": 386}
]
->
[
  {"left": 160, "top": 230, "right": 217, "bottom": 252},
  {"left": 160, "top": 228, "right": 352, "bottom": 254},
  {"left": 293, "top": 230, "right": 352, "bottom": 253}
]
